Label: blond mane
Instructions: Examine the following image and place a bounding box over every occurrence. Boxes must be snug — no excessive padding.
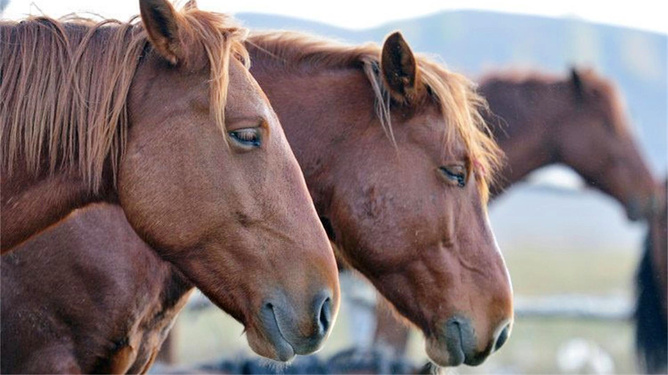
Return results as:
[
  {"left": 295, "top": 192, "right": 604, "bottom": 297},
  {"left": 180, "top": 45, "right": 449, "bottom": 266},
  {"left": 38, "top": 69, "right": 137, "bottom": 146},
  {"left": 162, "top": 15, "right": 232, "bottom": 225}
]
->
[
  {"left": 248, "top": 31, "right": 502, "bottom": 202},
  {"left": 0, "top": 7, "right": 248, "bottom": 192}
]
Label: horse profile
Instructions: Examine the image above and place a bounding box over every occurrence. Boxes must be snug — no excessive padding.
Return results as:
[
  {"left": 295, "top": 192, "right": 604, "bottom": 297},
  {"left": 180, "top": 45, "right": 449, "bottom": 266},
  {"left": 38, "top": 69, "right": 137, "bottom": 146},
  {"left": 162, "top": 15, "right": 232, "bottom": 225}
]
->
[
  {"left": 0, "top": 0, "right": 340, "bottom": 369},
  {"left": 483, "top": 68, "right": 658, "bottom": 219},
  {"left": 246, "top": 31, "right": 513, "bottom": 367},
  {"left": 374, "top": 67, "right": 661, "bottom": 357}
]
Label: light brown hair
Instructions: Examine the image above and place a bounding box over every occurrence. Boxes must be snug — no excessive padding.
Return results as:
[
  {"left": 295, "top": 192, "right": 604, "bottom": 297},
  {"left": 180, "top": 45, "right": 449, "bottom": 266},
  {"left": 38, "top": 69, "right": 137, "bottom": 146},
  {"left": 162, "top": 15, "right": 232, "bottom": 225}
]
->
[{"left": 0, "top": 8, "right": 248, "bottom": 192}]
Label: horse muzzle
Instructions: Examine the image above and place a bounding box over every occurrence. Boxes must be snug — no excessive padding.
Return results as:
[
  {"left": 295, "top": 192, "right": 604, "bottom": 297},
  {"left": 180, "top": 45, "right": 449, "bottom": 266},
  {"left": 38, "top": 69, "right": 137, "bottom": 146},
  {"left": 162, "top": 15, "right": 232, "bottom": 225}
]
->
[
  {"left": 255, "top": 289, "right": 334, "bottom": 361},
  {"left": 426, "top": 316, "right": 512, "bottom": 367}
]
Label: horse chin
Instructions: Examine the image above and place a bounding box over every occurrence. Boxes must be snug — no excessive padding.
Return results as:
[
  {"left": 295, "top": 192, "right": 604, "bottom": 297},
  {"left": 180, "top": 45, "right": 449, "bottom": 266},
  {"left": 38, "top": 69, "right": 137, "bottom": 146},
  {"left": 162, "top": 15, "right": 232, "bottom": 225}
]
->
[
  {"left": 245, "top": 326, "right": 296, "bottom": 362},
  {"left": 425, "top": 332, "right": 490, "bottom": 368},
  {"left": 425, "top": 335, "right": 464, "bottom": 367}
]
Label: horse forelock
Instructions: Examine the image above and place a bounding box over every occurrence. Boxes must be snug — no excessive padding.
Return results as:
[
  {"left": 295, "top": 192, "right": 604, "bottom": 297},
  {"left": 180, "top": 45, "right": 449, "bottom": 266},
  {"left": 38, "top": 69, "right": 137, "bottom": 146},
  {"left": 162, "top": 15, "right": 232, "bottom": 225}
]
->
[
  {"left": 248, "top": 31, "right": 502, "bottom": 203},
  {"left": 0, "top": 7, "right": 248, "bottom": 193}
]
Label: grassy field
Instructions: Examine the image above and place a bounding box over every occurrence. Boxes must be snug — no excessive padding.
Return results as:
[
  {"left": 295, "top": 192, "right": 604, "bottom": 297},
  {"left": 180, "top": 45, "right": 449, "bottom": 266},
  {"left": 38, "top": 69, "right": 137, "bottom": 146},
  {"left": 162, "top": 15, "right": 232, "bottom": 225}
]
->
[{"left": 170, "top": 248, "right": 643, "bottom": 374}]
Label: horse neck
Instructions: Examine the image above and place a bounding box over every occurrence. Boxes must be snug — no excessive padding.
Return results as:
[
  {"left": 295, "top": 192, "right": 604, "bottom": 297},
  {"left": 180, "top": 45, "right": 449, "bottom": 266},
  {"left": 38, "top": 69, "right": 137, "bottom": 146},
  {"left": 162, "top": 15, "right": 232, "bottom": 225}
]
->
[
  {"left": 4, "top": 203, "right": 194, "bottom": 373},
  {"left": 483, "top": 79, "right": 567, "bottom": 197},
  {"left": 0, "top": 159, "right": 116, "bottom": 252}
]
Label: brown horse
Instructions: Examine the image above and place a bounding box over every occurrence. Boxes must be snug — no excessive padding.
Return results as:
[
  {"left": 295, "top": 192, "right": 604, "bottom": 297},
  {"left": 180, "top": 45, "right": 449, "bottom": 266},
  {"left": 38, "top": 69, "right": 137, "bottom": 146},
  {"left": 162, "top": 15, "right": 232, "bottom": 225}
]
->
[
  {"left": 2, "top": 27, "right": 514, "bottom": 370},
  {"left": 483, "top": 68, "right": 658, "bottom": 219},
  {"left": 374, "top": 67, "right": 660, "bottom": 356},
  {"left": 0, "top": 0, "right": 339, "bottom": 365},
  {"left": 246, "top": 31, "right": 513, "bottom": 367}
]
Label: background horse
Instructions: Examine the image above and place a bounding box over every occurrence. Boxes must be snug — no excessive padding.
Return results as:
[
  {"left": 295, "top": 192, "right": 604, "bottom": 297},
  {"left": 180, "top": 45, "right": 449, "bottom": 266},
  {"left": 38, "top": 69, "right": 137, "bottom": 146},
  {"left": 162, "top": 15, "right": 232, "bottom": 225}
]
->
[
  {"left": 0, "top": 0, "right": 339, "bottom": 366},
  {"left": 246, "top": 30, "right": 513, "bottom": 367},
  {"left": 635, "top": 178, "right": 667, "bottom": 374},
  {"left": 373, "top": 67, "right": 660, "bottom": 358},
  {"left": 483, "top": 68, "right": 658, "bottom": 220}
]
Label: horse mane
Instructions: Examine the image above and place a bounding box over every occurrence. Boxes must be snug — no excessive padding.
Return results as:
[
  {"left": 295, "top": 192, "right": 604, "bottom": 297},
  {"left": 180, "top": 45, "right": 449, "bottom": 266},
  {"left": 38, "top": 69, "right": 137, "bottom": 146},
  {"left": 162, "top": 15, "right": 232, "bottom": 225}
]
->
[
  {"left": 248, "top": 31, "right": 502, "bottom": 203},
  {"left": 480, "top": 68, "right": 631, "bottom": 136},
  {"left": 479, "top": 68, "right": 563, "bottom": 85},
  {"left": 0, "top": 7, "right": 248, "bottom": 192}
]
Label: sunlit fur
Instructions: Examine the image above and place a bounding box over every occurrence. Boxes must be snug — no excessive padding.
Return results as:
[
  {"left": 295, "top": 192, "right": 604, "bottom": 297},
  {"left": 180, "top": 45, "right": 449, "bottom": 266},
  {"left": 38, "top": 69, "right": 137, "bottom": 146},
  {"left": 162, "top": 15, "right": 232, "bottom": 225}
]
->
[
  {"left": 248, "top": 32, "right": 502, "bottom": 203},
  {"left": 0, "top": 8, "right": 247, "bottom": 191}
]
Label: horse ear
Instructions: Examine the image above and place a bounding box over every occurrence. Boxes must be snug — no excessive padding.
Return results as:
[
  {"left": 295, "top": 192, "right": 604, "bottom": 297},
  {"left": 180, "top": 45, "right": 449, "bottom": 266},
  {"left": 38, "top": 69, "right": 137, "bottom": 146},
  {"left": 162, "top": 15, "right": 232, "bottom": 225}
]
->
[
  {"left": 184, "top": 0, "right": 198, "bottom": 10},
  {"left": 381, "top": 31, "right": 423, "bottom": 104},
  {"left": 140, "top": 0, "right": 183, "bottom": 65},
  {"left": 571, "top": 67, "right": 584, "bottom": 100}
]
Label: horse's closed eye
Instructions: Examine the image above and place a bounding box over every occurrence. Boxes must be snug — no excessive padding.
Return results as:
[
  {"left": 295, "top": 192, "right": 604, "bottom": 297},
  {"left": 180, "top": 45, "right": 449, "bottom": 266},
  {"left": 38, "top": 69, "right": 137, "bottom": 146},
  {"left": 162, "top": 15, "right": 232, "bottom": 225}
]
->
[
  {"left": 439, "top": 165, "right": 467, "bottom": 188},
  {"left": 229, "top": 128, "right": 262, "bottom": 148}
]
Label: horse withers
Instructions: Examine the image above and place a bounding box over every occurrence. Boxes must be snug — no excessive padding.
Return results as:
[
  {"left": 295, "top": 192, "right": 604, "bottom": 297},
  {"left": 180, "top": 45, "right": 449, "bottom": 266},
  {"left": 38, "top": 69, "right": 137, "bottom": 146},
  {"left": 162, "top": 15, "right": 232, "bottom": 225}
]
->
[{"left": 0, "top": 0, "right": 339, "bottom": 369}]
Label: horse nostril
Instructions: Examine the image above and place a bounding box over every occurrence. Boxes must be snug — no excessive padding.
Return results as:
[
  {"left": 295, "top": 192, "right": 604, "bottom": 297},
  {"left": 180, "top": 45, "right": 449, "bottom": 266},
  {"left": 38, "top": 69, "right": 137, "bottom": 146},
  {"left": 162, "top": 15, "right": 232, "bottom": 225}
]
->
[
  {"left": 493, "top": 322, "right": 511, "bottom": 352},
  {"left": 317, "top": 296, "right": 332, "bottom": 335}
]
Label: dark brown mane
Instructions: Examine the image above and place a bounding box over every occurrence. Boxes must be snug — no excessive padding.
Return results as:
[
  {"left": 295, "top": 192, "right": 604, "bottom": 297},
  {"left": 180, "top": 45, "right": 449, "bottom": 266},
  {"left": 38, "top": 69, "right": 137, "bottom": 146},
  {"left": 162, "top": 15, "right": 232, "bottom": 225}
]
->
[
  {"left": 0, "top": 8, "right": 248, "bottom": 192},
  {"left": 248, "top": 31, "right": 502, "bottom": 202},
  {"left": 479, "top": 69, "right": 563, "bottom": 85}
]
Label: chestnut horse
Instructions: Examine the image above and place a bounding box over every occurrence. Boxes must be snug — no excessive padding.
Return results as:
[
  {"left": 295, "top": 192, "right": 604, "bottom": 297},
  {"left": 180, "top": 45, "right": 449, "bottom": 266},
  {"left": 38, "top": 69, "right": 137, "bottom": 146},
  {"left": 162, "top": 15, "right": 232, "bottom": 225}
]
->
[
  {"left": 0, "top": 0, "right": 339, "bottom": 367},
  {"left": 635, "top": 178, "right": 667, "bottom": 374},
  {"left": 2, "top": 27, "right": 514, "bottom": 370},
  {"left": 374, "top": 68, "right": 660, "bottom": 356},
  {"left": 246, "top": 31, "right": 513, "bottom": 367},
  {"left": 482, "top": 68, "right": 658, "bottom": 219}
]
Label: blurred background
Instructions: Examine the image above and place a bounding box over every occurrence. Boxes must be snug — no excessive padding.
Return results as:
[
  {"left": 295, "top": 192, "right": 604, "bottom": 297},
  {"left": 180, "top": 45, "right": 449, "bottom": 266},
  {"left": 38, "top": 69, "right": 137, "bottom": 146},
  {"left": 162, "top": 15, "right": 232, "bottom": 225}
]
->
[{"left": 2, "top": 1, "right": 666, "bottom": 373}]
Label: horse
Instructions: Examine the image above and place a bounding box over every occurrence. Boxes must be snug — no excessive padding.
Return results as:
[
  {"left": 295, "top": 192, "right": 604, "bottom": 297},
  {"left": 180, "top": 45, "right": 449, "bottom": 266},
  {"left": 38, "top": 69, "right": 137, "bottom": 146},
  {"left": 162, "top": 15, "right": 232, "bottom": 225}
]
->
[
  {"left": 2, "top": 25, "right": 514, "bottom": 370},
  {"left": 0, "top": 0, "right": 340, "bottom": 368},
  {"left": 482, "top": 68, "right": 658, "bottom": 220},
  {"left": 246, "top": 31, "right": 513, "bottom": 367},
  {"left": 373, "top": 68, "right": 660, "bottom": 356},
  {"left": 635, "top": 178, "right": 667, "bottom": 374}
]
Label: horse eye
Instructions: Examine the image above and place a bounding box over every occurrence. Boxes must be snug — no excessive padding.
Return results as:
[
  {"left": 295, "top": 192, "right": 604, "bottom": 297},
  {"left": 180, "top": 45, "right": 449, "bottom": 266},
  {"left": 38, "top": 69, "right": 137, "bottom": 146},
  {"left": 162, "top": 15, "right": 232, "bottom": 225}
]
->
[
  {"left": 439, "top": 165, "right": 467, "bottom": 188},
  {"left": 228, "top": 127, "right": 262, "bottom": 148}
]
